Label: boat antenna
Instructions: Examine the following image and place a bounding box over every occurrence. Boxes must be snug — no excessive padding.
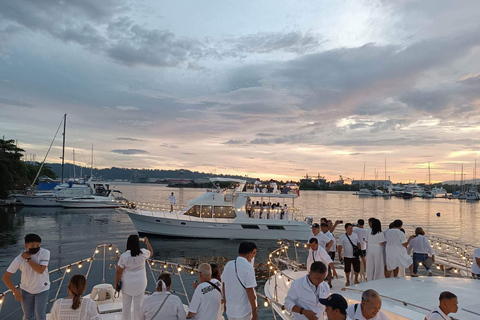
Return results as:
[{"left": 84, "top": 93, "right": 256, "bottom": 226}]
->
[{"left": 61, "top": 114, "right": 67, "bottom": 183}]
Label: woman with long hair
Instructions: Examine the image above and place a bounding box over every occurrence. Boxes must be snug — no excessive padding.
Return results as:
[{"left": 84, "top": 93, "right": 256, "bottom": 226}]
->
[
  {"left": 385, "top": 219, "right": 415, "bottom": 277},
  {"left": 366, "top": 219, "right": 386, "bottom": 281},
  {"left": 50, "top": 275, "right": 100, "bottom": 319},
  {"left": 210, "top": 263, "right": 225, "bottom": 320},
  {"left": 115, "top": 235, "right": 153, "bottom": 320}
]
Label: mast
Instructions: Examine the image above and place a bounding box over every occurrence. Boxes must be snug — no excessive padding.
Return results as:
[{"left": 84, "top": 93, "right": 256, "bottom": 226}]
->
[
  {"left": 461, "top": 164, "right": 464, "bottom": 193},
  {"left": 428, "top": 162, "right": 431, "bottom": 189},
  {"left": 90, "top": 143, "right": 94, "bottom": 178},
  {"left": 384, "top": 158, "right": 387, "bottom": 190},
  {"left": 61, "top": 114, "right": 67, "bottom": 183},
  {"left": 73, "top": 149, "right": 76, "bottom": 180}
]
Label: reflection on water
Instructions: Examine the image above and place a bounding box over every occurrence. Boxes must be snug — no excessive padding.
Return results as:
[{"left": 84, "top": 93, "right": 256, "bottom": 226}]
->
[{"left": 1, "top": 185, "right": 479, "bottom": 319}]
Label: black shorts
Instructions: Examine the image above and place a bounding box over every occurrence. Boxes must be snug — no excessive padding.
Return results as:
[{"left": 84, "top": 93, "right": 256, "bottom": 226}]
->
[
  {"left": 344, "top": 257, "right": 360, "bottom": 273},
  {"left": 361, "top": 250, "right": 366, "bottom": 257},
  {"left": 328, "top": 251, "right": 335, "bottom": 261}
]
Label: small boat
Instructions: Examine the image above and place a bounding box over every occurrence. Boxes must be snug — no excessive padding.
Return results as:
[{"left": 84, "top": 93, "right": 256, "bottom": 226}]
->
[
  {"left": 358, "top": 188, "right": 371, "bottom": 196},
  {"left": 57, "top": 189, "right": 126, "bottom": 208},
  {"left": 370, "top": 189, "right": 383, "bottom": 196},
  {"left": 123, "top": 178, "right": 312, "bottom": 240},
  {"left": 402, "top": 190, "right": 414, "bottom": 199}
]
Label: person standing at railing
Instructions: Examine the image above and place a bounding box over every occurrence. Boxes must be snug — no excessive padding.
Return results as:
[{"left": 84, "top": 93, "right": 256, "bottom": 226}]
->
[
  {"left": 2, "top": 233, "right": 50, "bottom": 320},
  {"left": 115, "top": 235, "right": 153, "bottom": 320},
  {"left": 254, "top": 178, "right": 262, "bottom": 193},
  {"left": 167, "top": 192, "right": 176, "bottom": 212},
  {"left": 285, "top": 261, "right": 330, "bottom": 320}
]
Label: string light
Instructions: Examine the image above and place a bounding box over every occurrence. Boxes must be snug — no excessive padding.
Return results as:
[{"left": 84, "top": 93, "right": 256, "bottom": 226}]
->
[
  {"left": 164, "top": 264, "right": 168, "bottom": 269},
  {"left": 95, "top": 249, "right": 99, "bottom": 254},
  {"left": 281, "top": 306, "right": 286, "bottom": 314},
  {"left": 264, "top": 299, "right": 269, "bottom": 307},
  {"left": 108, "top": 245, "right": 113, "bottom": 251},
  {"left": 78, "top": 262, "right": 83, "bottom": 269},
  {"left": 66, "top": 266, "right": 71, "bottom": 273},
  {"left": 177, "top": 266, "right": 182, "bottom": 272}
]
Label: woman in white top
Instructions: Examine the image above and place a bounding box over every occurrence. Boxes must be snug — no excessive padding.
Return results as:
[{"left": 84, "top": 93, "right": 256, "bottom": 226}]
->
[
  {"left": 366, "top": 219, "right": 386, "bottom": 281},
  {"left": 384, "top": 220, "right": 415, "bottom": 278},
  {"left": 50, "top": 275, "right": 100, "bottom": 320},
  {"left": 115, "top": 235, "right": 153, "bottom": 320}
]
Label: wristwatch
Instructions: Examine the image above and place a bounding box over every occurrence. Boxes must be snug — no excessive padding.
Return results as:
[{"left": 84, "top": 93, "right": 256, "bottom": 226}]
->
[
  {"left": 300, "top": 307, "right": 304, "bottom": 315},
  {"left": 25, "top": 258, "right": 31, "bottom": 262}
]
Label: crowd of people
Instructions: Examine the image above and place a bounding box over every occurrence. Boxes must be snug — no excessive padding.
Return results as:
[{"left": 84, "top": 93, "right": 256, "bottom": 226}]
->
[
  {"left": 253, "top": 178, "right": 298, "bottom": 194},
  {"left": 246, "top": 199, "right": 291, "bottom": 220},
  {"left": 1, "top": 231, "right": 479, "bottom": 320}
]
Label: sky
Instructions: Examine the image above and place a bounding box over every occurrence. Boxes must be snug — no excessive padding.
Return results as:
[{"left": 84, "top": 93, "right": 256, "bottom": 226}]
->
[{"left": 1, "top": 0, "right": 480, "bottom": 183}]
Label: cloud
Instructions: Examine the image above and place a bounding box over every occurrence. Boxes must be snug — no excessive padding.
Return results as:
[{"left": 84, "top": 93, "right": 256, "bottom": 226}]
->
[
  {"left": 0, "top": 97, "right": 35, "bottom": 108},
  {"left": 160, "top": 143, "right": 179, "bottom": 149},
  {"left": 115, "top": 105, "right": 140, "bottom": 111},
  {"left": 111, "top": 149, "right": 149, "bottom": 155},
  {"left": 116, "top": 137, "right": 146, "bottom": 142}
]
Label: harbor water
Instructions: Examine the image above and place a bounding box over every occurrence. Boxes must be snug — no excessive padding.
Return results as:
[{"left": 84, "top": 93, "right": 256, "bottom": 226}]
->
[{"left": 1, "top": 184, "right": 479, "bottom": 319}]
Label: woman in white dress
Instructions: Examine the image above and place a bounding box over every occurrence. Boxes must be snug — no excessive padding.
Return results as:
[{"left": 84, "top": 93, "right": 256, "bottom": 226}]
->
[
  {"left": 50, "top": 275, "right": 100, "bottom": 320},
  {"left": 366, "top": 219, "right": 386, "bottom": 281},
  {"left": 384, "top": 220, "right": 416, "bottom": 278},
  {"left": 115, "top": 235, "right": 153, "bottom": 320}
]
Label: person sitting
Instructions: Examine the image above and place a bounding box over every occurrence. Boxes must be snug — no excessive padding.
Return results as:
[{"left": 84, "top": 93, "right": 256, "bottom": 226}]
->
[
  {"left": 320, "top": 293, "right": 353, "bottom": 320},
  {"left": 407, "top": 227, "right": 435, "bottom": 276},
  {"left": 187, "top": 263, "right": 222, "bottom": 320},
  {"left": 425, "top": 291, "right": 458, "bottom": 320},
  {"left": 285, "top": 261, "right": 330, "bottom": 320},
  {"left": 346, "top": 289, "right": 389, "bottom": 320},
  {"left": 139, "top": 273, "right": 186, "bottom": 320},
  {"left": 50, "top": 275, "right": 100, "bottom": 320},
  {"left": 282, "top": 181, "right": 292, "bottom": 194}
]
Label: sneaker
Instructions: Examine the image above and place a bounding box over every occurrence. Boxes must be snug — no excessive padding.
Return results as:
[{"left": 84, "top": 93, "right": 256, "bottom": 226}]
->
[
  {"left": 428, "top": 269, "right": 433, "bottom": 276},
  {"left": 328, "top": 282, "right": 333, "bottom": 288}
]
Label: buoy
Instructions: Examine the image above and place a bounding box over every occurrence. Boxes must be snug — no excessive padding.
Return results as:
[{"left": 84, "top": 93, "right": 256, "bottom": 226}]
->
[{"left": 436, "top": 212, "right": 441, "bottom": 217}]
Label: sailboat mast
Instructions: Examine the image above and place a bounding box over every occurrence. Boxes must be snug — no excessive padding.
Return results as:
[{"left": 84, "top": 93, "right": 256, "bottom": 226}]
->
[
  {"left": 61, "top": 114, "right": 67, "bottom": 183},
  {"left": 384, "top": 158, "right": 387, "bottom": 189},
  {"left": 90, "top": 143, "right": 94, "bottom": 178},
  {"left": 73, "top": 149, "right": 76, "bottom": 180}
]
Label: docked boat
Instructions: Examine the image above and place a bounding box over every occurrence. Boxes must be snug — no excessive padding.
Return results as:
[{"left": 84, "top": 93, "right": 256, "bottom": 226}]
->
[
  {"left": 465, "top": 187, "right": 479, "bottom": 201},
  {"left": 57, "top": 189, "right": 126, "bottom": 208},
  {"left": 358, "top": 188, "right": 371, "bottom": 196},
  {"left": 122, "top": 178, "right": 312, "bottom": 240}
]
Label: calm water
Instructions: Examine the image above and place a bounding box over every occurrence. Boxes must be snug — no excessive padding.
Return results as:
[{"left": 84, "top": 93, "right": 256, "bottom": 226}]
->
[{"left": 1, "top": 184, "right": 479, "bottom": 319}]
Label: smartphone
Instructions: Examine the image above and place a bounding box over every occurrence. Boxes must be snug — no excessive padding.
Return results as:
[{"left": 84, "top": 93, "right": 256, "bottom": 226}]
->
[
  {"left": 339, "top": 220, "right": 343, "bottom": 224},
  {"left": 139, "top": 237, "right": 146, "bottom": 242}
]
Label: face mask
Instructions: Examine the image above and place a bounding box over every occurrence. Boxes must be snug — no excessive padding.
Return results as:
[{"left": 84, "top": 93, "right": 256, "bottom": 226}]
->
[{"left": 28, "top": 247, "right": 40, "bottom": 254}]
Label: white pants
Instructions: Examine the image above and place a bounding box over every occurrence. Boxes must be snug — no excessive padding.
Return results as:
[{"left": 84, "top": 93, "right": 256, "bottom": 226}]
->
[
  {"left": 122, "top": 293, "right": 143, "bottom": 320},
  {"left": 228, "top": 313, "right": 252, "bottom": 320},
  {"left": 366, "top": 246, "right": 385, "bottom": 281}
]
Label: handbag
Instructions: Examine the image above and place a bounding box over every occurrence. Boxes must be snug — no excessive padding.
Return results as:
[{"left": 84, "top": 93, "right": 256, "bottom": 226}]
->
[
  {"left": 423, "top": 236, "right": 434, "bottom": 269},
  {"left": 114, "top": 279, "right": 122, "bottom": 298},
  {"left": 346, "top": 234, "right": 363, "bottom": 258}
]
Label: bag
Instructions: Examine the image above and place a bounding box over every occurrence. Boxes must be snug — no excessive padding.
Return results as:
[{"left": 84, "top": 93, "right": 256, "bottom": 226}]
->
[
  {"left": 424, "top": 257, "right": 434, "bottom": 269},
  {"left": 346, "top": 234, "right": 363, "bottom": 258},
  {"left": 114, "top": 280, "right": 122, "bottom": 298}
]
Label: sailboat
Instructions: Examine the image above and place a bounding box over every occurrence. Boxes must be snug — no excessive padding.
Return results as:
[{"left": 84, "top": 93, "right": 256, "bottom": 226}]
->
[{"left": 466, "top": 160, "right": 479, "bottom": 201}]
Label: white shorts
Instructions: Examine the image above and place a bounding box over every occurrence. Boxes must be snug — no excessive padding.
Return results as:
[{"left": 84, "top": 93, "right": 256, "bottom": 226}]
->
[{"left": 228, "top": 313, "right": 252, "bottom": 320}]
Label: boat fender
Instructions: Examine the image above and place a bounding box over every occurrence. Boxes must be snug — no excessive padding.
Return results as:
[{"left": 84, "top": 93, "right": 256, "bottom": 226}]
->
[{"left": 436, "top": 212, "right": 441, "bottom": 217}]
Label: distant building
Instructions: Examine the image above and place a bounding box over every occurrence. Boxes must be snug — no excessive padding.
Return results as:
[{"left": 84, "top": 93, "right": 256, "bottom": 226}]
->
[
  {"left": 194, "top": 178, "right": 211, "bottom": 184},
  {"left": 351, "top": 180, "right": 392, "bottom": 188}
]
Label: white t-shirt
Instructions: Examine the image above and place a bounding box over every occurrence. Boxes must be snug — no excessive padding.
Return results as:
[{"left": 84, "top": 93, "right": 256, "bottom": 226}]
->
[
  {"left": 309, "top": 232, "right": 332, "bottom": 250},
  {"left": 7, "top": 248, "right": 50, "bottom": 294},
  {"left": 425, "top": 306, "right": 449, "bottom": 320},
  {"left": 472, "top": 248, "right": 480, "bottom": 274},
  {"left": 325, "top": 231, "right": 336, "bottom": 252},
  {"left": 346, "top": 303, "right": 390, "bottom": 320},
  {"left": 407, "top": 235, "right": 435, "bottom": 255},
  {"left": 338, "top": 233, "right": 360, "bottom": 258},
  {"left": 167, "top": 195, "right": 176, "bottom": 205},
  {"left": 139, "top": 291, "right": 186, "bottom": 320},
  {"left": 354, "top": 227, "right": 368, "bottom": 250},
  {"left": 367, "top": 232, "right": 386, "bottom": 247},
  {"left": 284, "top": 275, "right": 330, "bottom": 320},
  {"left": 188, "top": 279, "right": 222, "bottom": 320},
  {"left": 50, "top": 298, "right": 100, "bottom": 320},
  {"left": 117, "top": 248, "right": 150, "bottom": 296},
  {"left": 307, "top": 248, "right": 332, "bottom": 272},
  {"left": 221, "top": 256, "right": 257, "bottom": 318}
]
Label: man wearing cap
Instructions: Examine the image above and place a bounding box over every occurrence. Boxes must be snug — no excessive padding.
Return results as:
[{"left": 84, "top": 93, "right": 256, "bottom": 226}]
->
[
  {"left": 307, "top": 238, "right": 338, "bottom": 281},
  {"left": 319, "top": 294, "right": 353, "bottom": 320},
  {"left": 308, "top": 223, "right": 333, "bottom": 252},
  {"left": 346, "top": 289, "right": 389, "bottom": 320},
  {"left": 285, "top": 261, "right": 330, "bottom": 320}
]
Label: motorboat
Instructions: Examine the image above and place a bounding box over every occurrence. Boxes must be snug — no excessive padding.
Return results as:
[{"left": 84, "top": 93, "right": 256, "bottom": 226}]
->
[
  {"left": 57, "top": 189, "right": 127, "bottom": 208},
  {"left": 465, "top": 187, "right": 480, "bottom": 201},
  {"left": 358, "top": 188, "right": 371, "bottom": 196},
  {"left": 122, "top": 178, "right": 312, "bottom": 240},
  {"left": 370, "top": 189, "right": 383, "bottom": 196},
  {"left": 431, "top": 187, "right": 447, "bottom": 197}
]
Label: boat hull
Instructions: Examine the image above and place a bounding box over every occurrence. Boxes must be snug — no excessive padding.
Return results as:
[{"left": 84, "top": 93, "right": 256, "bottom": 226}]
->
[
  {"left": 125, "top": 210, "right": 311, "bottom": 240},
  {"left": 15, "top": 195, "right": 61, "bottom": 207},
  {"left": 58, "top": 201, "right": 123, "bottom": 208}
]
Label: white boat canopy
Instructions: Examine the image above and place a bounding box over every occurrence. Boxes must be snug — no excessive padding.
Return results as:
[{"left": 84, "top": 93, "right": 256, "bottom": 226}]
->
[{"left": 209, "top": 177, "right": 247, "bottom": 184}]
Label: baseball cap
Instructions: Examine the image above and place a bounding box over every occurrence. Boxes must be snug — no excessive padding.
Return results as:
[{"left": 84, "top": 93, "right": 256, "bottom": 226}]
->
[
  {"left": 319, "top": 293, "right": 348, "bottom": 315},
  {"left": 312, "top": 223, "right": 320, "bottom": 228}
]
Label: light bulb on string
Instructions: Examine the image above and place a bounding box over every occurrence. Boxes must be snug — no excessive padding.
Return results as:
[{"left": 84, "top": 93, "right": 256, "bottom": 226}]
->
[{"left": 264, "top": 299, "right": 269, "bottom": 307}]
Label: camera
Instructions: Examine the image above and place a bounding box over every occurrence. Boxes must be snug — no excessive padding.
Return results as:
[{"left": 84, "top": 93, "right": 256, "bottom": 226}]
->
[{"left": 339, "top": 220, "right": 343, "bottom": 224}]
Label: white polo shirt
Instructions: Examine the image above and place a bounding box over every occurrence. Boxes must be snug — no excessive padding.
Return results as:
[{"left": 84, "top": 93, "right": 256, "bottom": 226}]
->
[
  {"left": 188, "top": 279, "right": 222, "bottom": 320},
  {"left": 7, "top": 248, "right": 50, "bottom": 294},
  {"left": 307, "top": 247, "right": 332, "bottom": 272},
  {"left": 338, "top": 233, "right": 360, "bottom": 258},
  {"left": 471, "top": 248, "right": 480, "bottom": 274},
  {"left": 309, "top": 231, "right": 332, "bottom": 250},
  {"left": 325, "top": 231, "right": 336, "bottom": 252},
  {"left": 353, "top": 227, "right": 368, "bottom": 250},
  {"left": 346, "top": 303, "right": 389, "bottom": 320},
  {"left": 425, "top": 306, "right": 450, "bottom": 320},
  {"left": 221, "top": 256, "right": 257, "bottom": 318},
  {"left": 284, "top": 274, "right": 330, "bottom": 320},
  {"left": 139, "top": 291, "right": 186, "bottom": 320}
]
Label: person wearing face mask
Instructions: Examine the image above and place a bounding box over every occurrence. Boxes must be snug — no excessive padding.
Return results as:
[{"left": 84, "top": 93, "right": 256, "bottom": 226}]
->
[
  {"left": 346, "top": 289, "right": 389, "bottom": 320},
  {"left": 2, "top": 234, "right": 50, "bottom": 320},
  {"left": 425, "top": 291, "right": 458, "bottom": 320},
  {"left": 285, "top": 261, "right": 330, "bottom": 320},
  {"left": 221, "top": 242, "right": 258, "bottom": 320}
]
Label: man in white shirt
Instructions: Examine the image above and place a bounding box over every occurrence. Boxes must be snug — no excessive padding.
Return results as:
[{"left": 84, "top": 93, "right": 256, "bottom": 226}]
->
[
  {"left": 306, "top": 238, "right": 338, "bottom": 281},
  {"left": 254, "top": 178, "right": 262, "bottom": 193},
  {"left": 320, "top": 293, "right": 353, "bottom": 320},
  {"left": 308, "top": 223, "right": 333, "bottom": 252},
  {"left": 472, "top": 247, "right": 480, "bottom": 278},
  {"left": 353, "top": 219, "right": 368, "bottom": 272},
  {"left": 346, "top": 289, "right": 389, "bottom": 320},
  {"left": 187, "top": 263, "right": 222, "bottom": 320},
  {"left": 321, "top": 223, "right": 336, "bottom": 287},
  {"left": 425, "top": 291, "right": 458, "bottom": 320},
  {"left": 407, "top": 227, "right": 435, "bottom": 276},
  {"left": 338, "top": 223, "right": 362, "bottom": 286},
  {"left": 2, "top": 233, "right": 50, "bottom": 320},
  {"left": 167, "top": 192, "right": 176, "bottom": 212},
  {"left": 140, "top": 273, "right": 186, "bottom": 320},
  {"left": 222, "top": 242, "right": 258, "bottom": 320},
  {"left": 285, "top": 261, "right": 330, "bottom": 320}
]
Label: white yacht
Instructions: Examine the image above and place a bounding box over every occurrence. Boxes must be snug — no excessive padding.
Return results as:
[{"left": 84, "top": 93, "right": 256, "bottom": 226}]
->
[
  {"left": 122, "top": 178, "right": 312, "bottom": 240},
  {"left": 358, "top": 188, "right": 371, "bottom": 196},
  {"left": 431, "top": 186, "right": 448, "bottom": 197},
  {"left": 57, "top": 189, "right": 126, "bottom": 208}
]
